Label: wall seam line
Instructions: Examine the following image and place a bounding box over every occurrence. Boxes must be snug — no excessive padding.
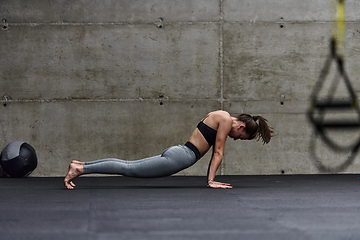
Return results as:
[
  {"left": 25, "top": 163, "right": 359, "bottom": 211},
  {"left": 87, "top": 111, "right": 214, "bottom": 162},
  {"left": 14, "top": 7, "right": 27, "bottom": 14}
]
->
[{"left": 219, "top": 0, "right": 225, "bottom": 175}]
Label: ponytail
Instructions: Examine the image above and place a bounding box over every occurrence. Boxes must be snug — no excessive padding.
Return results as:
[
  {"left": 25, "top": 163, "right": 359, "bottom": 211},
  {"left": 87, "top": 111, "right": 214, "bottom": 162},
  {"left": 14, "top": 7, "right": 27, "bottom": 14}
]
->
[
  {"left": 255, "top": 115, "right": 273, "bottom": 144},
  {"left": 236, "top": 114, "right": 274, "bottom": 144}
]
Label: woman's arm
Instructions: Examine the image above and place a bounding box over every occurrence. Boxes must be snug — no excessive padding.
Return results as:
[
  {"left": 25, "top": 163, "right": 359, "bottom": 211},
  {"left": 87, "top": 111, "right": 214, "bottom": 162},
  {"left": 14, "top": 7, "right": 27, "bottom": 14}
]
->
[
  {"left": 207, "top": 152, "right": 232, "bottom": 188},
  {"left": 206, "top": 113, "right": 233, "bottom": 189}
]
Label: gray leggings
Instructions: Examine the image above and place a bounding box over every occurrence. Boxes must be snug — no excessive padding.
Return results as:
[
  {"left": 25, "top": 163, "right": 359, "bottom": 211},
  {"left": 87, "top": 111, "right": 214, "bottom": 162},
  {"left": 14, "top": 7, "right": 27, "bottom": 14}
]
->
[{"left": 83, "top": 145, "right": 199, "bottom": 178}]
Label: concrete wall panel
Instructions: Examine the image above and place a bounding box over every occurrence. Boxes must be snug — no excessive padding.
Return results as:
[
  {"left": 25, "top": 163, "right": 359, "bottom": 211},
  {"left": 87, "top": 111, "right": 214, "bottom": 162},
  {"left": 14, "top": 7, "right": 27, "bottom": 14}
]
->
[
  {"left": 223, "top": 22, "right": 360, "bottom": 102},
  {"left": 223, "top": 0, "right": 360, "bottom": 22},
  {"left": 1, "top": 24, "right": 220, "bottom": 100},
  {"left": 224, "top": 100, "right": 360, "bottom": 174},
  {"left": 1, "top": 0, "right": 220, "bottom": 23},
  {"left": 0, "top": 100, "right": 220, "bottom": 176}
]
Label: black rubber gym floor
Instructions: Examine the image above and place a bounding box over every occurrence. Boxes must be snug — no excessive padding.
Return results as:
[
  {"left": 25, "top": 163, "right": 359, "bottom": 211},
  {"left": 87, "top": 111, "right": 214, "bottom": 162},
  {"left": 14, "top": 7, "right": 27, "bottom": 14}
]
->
[{"left": 1, "top": 174, "right": 360, "bottom": 240}]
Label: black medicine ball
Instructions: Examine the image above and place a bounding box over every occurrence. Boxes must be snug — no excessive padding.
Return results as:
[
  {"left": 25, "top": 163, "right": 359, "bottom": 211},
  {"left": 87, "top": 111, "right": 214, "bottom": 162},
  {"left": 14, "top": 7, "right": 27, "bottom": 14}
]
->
[{"left": 0, "top": 141, "right": 38, "bottom": 177}]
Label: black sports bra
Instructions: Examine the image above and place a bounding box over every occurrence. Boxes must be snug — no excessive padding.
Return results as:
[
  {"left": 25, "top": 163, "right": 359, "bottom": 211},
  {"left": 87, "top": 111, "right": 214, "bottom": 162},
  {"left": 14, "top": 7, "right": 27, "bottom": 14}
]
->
[{"left": 197, "top": 119, "right": 217, "bottom": 146}]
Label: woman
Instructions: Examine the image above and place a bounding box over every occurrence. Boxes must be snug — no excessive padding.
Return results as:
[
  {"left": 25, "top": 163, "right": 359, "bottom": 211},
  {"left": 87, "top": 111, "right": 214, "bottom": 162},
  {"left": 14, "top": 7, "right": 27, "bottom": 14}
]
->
[{"left": 64, "top": 110, "right": 273, "bottom": 189}]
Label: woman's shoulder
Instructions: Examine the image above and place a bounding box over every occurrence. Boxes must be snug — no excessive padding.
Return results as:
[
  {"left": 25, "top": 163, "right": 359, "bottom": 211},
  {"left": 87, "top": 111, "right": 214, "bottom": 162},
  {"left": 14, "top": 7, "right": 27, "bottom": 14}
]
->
[
  {"left": 207, "top": 111, "right": 232, "bottom": 126},
  {"left": 209, "top": 110, "right": 231, "bottom": 119}
]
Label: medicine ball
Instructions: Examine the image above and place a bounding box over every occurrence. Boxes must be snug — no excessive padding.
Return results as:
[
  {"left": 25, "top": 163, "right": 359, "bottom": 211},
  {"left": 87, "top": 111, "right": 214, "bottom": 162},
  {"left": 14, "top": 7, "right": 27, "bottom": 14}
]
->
[{"left": 0, "top": 141, "right": 37, "bottom": 177}]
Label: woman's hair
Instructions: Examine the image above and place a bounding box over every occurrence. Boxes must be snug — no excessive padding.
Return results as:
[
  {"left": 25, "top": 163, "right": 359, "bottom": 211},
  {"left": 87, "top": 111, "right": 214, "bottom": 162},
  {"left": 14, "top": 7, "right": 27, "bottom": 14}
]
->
[{"left": 236, "top": 113, "right": 273, "bottom": 144}]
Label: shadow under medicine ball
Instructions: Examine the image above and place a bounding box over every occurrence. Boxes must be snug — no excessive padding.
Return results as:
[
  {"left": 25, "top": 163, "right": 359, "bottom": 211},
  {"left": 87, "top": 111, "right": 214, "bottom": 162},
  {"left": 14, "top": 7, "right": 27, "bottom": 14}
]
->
[{"left": 0, "top": 141, "right": 37, "bottom": 177}]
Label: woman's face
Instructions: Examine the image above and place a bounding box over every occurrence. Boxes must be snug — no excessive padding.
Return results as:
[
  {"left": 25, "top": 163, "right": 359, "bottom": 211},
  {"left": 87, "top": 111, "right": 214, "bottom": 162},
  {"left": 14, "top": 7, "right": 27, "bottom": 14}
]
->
[{"left": 229, "top": 125, "right": 251, "bottom": 141}]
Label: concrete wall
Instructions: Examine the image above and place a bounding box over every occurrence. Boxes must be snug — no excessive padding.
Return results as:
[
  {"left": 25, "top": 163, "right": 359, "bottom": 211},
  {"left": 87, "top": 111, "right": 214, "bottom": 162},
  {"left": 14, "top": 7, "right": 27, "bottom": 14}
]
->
[{"left": 1, "top": 0, "right": 360, "bottom": 177}]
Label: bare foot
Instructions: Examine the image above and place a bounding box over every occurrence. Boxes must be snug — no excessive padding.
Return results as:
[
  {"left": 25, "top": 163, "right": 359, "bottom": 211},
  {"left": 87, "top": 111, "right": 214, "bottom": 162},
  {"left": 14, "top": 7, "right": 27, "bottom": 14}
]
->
[
  {"left": 71, "top": 160, "right": 85, "bottom": 165},
  {"left": 64, "top": 163, "right": 84, "bottom": 189}
]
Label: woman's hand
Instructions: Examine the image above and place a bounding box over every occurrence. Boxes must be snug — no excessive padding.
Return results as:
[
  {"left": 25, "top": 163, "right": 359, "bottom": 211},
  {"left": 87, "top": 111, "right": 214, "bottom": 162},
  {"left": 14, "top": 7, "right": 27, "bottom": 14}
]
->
[{"left": 207, "top": 179, "right": 233, "bottom": 189}]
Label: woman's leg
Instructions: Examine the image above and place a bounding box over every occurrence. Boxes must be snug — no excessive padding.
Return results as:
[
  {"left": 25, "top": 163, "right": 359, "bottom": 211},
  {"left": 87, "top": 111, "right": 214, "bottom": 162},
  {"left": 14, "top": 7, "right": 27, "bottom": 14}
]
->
[
  {"left": 83, "top": 145, "right": 198, "bottom": 178},
  {"left": 64, "top": 145, "right": 198, "bottom": 189}
]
